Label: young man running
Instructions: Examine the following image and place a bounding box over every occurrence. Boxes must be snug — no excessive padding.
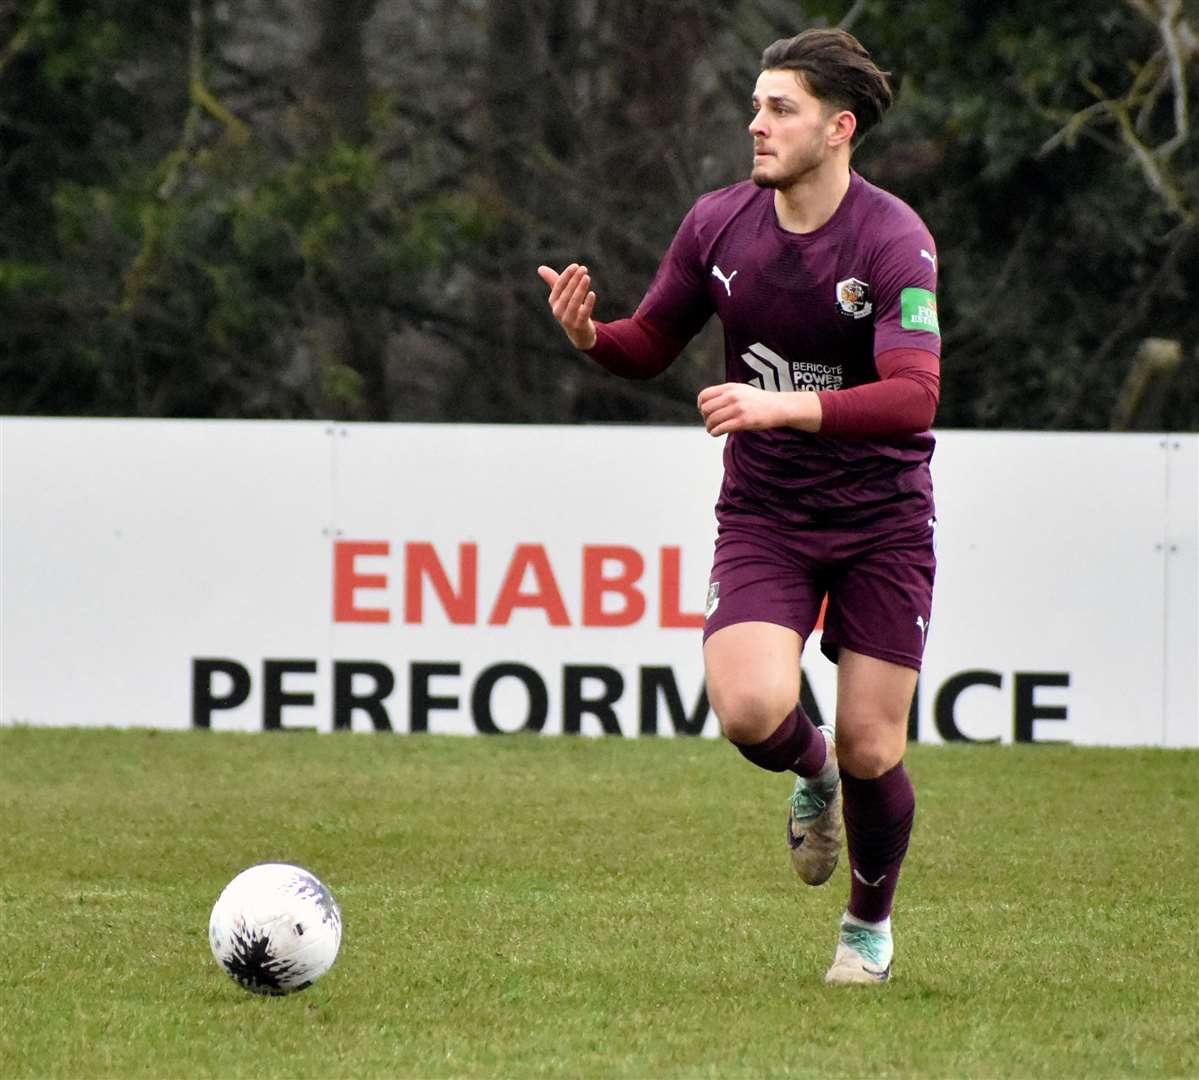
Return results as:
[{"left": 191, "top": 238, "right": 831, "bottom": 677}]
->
[{"left": 538, "top": 28, "right": 940, "bottom": 985}]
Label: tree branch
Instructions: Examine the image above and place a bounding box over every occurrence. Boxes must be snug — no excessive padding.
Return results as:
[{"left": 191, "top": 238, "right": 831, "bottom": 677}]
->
[
  {"left": 1038, "top": 3, "right": 1196, "bottom": 223},
  {"left": 1153, "top": 0, "right": 1192, "bottom": 159}
]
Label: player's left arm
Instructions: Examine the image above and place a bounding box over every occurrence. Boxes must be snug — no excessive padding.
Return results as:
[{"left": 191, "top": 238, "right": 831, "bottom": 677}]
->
[
  {"left": 697, "top": 350, "right": 938, "bottom": 437},
  {"left": 815, "top": 225, "right": 941, "bottom": 439}
]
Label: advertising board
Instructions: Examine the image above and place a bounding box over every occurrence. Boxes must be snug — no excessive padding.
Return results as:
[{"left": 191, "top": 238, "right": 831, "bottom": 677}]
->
[{"left": 2, "top": 419, "right": 1194, "bottom": 746}]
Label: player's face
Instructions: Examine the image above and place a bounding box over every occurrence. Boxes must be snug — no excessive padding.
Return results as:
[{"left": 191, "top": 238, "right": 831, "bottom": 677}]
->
[{"left": 748, "top": 70, "right": 842, "bottom": 189}]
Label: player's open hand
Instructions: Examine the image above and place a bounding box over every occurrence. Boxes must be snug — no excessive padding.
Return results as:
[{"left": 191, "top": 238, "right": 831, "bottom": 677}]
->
[
  {"left": 537, "top": 263, "right": 598, "bottom": 351},
  {"left": 698, "top": 382, "right": 820, "bottom": 436}
]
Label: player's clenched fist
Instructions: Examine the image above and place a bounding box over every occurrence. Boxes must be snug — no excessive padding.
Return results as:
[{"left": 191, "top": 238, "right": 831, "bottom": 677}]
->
[
  {"left": 537, "top": 263, "right": 598, "bottom": 351},
  {"left": 697, "top": 382, "right": 822, "bottom": 436}
]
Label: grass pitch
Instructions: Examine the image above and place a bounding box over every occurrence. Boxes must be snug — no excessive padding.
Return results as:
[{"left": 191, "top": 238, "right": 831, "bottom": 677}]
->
[{"left": 0, "top": 728, "right": 1195, "bottom": 1079}]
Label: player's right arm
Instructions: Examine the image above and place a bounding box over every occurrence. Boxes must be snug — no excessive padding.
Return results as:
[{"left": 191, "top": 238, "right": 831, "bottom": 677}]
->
[
  {"left": 537, "top": 205, "right": 714, "bottom": 381},
  {"left": 537, "top": 262, "right": 686, "bottom": 380}
]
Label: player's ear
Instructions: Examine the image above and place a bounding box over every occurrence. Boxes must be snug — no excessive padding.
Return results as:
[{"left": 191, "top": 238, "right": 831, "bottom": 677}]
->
[{"left": 828, "top": 109, "right": 856, "bottom": 148}]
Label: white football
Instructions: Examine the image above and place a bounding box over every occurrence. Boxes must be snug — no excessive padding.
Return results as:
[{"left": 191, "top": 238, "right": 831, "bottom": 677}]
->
[{"left": 208, "top": 863, "right": 342, "bottom": 995}]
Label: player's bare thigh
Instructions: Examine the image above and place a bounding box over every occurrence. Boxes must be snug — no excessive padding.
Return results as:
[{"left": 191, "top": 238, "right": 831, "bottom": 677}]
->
[
  {"left": 835, "top": 647, "right": 918, "bottom": 778},
  {"left": 703, "top": 621, "right": 804, "bottom": 745}
]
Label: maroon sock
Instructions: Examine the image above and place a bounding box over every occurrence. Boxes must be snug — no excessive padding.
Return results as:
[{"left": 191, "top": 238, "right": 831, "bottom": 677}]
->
[
  {"left": 733, "top": 706, "right": 827, "bottom": 776},
  {"left": 841, "top": 761, "right": 916, "bottom": 923}
]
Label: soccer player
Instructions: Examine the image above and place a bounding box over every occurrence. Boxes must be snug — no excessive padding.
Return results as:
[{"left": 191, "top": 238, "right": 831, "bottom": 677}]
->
[{"left": 538, "top": 28, "right": 939, "bottom": 985}]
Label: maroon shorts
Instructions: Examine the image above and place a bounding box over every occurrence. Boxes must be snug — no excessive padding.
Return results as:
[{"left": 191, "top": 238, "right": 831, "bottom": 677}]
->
[{"left": 702, "top": 510, "right": 936, "bottom": 670}]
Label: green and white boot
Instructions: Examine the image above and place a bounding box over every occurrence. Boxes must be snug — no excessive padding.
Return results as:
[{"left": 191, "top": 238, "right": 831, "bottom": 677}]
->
[
  {"left": 825, "top": 918, "right": 893, "bottom": 985},
  {"left": 786, "top": 725, "right": 841, "bottom": 886}
]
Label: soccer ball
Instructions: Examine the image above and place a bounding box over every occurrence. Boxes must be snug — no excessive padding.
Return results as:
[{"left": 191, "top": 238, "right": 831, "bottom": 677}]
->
[{"left": 208, "top": 863, "right": 342, "bottom": 995}]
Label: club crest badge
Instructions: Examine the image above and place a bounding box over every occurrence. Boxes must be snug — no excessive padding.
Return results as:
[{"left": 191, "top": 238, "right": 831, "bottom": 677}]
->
[{"left": 835, "top": 277, "right": 872, "bottom": 319}]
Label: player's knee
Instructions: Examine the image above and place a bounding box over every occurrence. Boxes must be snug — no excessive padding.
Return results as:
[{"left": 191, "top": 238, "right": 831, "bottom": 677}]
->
[
  {"left": 836, "top": 724, "right": 903, "bottom": 779},
  {"left": 709, "top": 684, "right": 788, "bottom": 745}
]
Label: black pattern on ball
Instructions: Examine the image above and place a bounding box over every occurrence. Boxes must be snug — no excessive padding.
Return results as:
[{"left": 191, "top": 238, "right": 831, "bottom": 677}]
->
[{"left": 223, "top": 929, "right": 309, "bottom": 996}]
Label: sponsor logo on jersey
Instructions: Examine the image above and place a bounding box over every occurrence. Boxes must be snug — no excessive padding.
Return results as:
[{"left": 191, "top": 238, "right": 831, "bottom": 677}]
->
[
  {"left": 900, "top": 287, "right": 940, "bottom": 335},
  {"left": 835, "top": 277, "right": 872, "bottom": 319},
  {"left": 704, "top": 581, "right": 720, "bottom": 619},
  {"left": 741, "top": 343, "right": 842, "bottom": 392}
]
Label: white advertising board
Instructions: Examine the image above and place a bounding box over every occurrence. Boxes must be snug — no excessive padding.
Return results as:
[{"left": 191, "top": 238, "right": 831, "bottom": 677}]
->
[
  {"left": 920, "top": 433, "right": 1175, "bottom": 746},
  {"left": 1, "top": 419, "right": 334, "bottom": 730},
  {"left": 1, "top": 418, "right": 1195, "bottom": 746}
]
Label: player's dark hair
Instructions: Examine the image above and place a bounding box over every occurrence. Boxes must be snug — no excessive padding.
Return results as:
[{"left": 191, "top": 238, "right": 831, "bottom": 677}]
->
[{"left": 761, "top": 29, "right": 893, "bottom": 142}]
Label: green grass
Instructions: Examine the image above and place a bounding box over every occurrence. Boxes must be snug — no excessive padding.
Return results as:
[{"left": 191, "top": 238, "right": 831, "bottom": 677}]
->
[{"left": 0, "top": 729, "right": 1195, "bottom": 1079}]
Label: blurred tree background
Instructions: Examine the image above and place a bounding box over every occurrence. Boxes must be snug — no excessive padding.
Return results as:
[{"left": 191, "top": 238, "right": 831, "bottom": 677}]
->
[{"left": 1, "top": 0, "right": 1196, "bottom": 429}]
